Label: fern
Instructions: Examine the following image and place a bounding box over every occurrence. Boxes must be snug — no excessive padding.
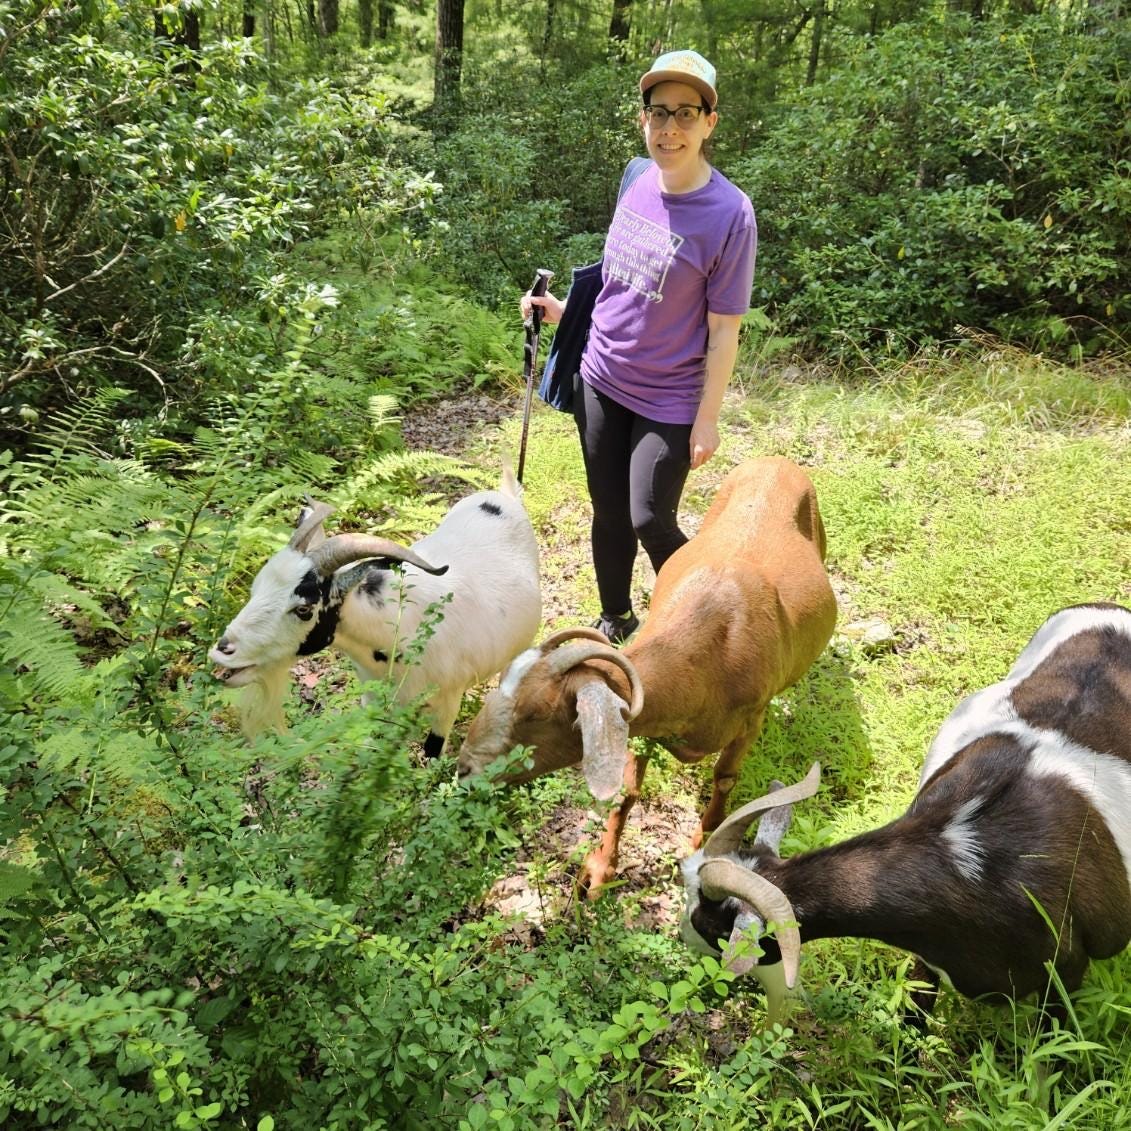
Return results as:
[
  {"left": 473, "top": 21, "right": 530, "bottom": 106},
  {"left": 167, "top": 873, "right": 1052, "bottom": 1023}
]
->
[
  {"left": 0, "top": 598, "right": 89, "bottom": 702},
  {"left": 29, "top": 387, "right": 133, "bottom": 470},
  {"left": 336, "top": 449, "right": 486, "bottom": 536}
]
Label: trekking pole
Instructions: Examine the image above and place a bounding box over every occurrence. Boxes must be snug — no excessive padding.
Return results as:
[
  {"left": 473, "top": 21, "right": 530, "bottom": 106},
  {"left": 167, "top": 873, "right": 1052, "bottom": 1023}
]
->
[{"left": 517, "top": 268, "right": 554, "bottom": 485}]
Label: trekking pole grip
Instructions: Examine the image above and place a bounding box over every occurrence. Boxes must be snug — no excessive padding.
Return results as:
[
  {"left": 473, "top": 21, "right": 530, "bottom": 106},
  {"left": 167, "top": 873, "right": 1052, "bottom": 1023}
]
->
[{"left": 529, "top": 268, "right": 553, "bottom": 335}]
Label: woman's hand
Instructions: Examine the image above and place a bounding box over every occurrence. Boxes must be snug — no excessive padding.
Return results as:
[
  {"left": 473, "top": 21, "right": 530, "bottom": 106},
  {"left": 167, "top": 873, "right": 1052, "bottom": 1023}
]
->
[
  {"left": 690, "top": 416, "right": 720, "bottom": 470},
  {"left": 520, "top": 290, "right": 565, "bottom": 325}
]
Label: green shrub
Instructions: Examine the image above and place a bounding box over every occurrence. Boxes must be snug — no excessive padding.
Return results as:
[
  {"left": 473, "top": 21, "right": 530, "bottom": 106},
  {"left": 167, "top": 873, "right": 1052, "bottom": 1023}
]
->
[{"left": 733, "top": 13, "right": 1130, "bottom": 358}]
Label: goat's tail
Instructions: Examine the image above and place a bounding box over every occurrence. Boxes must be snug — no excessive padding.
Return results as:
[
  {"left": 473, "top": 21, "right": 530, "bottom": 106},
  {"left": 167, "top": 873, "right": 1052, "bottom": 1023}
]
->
[{"left": 499, "top": 454, "right": 522, "bottom": 498}]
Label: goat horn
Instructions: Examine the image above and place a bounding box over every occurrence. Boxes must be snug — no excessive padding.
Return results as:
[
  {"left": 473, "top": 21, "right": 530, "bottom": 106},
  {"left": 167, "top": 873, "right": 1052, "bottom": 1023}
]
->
[
  {"left": 543, "top": 640, "right": 644, "bottom": 722},
  {"left": 307, "top": 534, "right": 449, "bottom": 577},
  {"left": 703, "top": 761, "right": 821, "bottom": 859},
  {"left": 289, "top": 498, "right": 335, "bottom": 553},
  {"left": 539, "top": 626, "right": 614, "bottom": 652},
  {"left": 698, "top": 857, "right": 802, "bottom": 989}
]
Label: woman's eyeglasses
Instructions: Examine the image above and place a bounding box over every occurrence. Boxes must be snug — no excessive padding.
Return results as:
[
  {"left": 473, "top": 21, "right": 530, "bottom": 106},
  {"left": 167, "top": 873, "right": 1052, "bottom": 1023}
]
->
[{"left": 643, "top": 104, "right": 708, "bottom": 128}]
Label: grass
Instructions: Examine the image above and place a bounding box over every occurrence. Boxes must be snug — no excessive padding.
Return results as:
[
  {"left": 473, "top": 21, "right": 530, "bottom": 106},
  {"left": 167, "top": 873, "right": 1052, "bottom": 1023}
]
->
[{"left": 461, "top": 346, "right": 1131, "bottom": 1128}]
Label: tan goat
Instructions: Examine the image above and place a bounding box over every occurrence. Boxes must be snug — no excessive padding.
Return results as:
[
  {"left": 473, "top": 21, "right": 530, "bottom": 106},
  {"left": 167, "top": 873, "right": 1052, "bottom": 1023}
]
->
[{"left": 457, "top": 456, "right": 838, "bottom": 893}]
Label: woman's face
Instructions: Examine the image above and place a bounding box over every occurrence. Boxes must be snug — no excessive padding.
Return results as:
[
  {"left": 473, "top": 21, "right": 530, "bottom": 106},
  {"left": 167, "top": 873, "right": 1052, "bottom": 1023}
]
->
[{"left": 640, "top": 79, "right": 717, "bottom": 171}]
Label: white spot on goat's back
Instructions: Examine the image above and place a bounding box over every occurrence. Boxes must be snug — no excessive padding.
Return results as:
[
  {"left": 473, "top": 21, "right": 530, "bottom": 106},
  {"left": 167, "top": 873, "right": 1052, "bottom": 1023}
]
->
[
  {"left": 920, "top": 683, "right": 1018, "bottom": 787},
  {"left": 1008, "top": 605, "right": 1131, "bottom": 685},
  {"left": 1025, "top": 726, "right": 1131, "bottom": 896},
  {"left": 941, "top": 795, "right": 988, "bottom": 882},
  {"left": 920, "top": 605, "right": 1131, "bottom": 787}
]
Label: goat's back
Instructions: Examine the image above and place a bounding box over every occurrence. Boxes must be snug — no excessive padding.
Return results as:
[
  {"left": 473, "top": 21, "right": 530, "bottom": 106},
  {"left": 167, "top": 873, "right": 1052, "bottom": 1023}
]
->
[
  {"left": 338, "top": 485, "right": 541, "bottom": 696},
  {"left": 902, "top": 603, "right": 1131, "bottom": 988},
  {"left": 696, "top": 456, "right": 826, "bottom": 559},
  {"left": 631, "top": 457, "right": 836, "bottom": 723}
]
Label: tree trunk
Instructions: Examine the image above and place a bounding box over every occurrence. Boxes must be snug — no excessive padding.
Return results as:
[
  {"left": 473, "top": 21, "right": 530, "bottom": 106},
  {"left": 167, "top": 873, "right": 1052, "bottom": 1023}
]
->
[
  {"left": 608, "top": 0, "right": 630, "bottom": 53},
  {"left": 358, "top": 0, "right": 373, "bottom": 45},
  {"left": 154, "top": 7, "right": 201, "bottom": 70},
  {"left": 433, "top": 0, "right": 465, "bottom": 131},
  {"left": 540, "top": 0, "right": 556, "bottom": 71},
  {"left": 806, "top": 0, "right": 824, "bottom": 86},
  {"left": 378, "top": 0, "right": 394, "bottom": 38},
  {"left": 319, "top": 0, "right": 338, "bottom": 35},
  {"left": 242, "top": 0, "right": 255, "bottom": 38}
]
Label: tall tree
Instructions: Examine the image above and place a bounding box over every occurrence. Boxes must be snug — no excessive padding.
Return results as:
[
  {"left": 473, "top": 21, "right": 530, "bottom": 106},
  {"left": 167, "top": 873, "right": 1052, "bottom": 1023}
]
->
[
  {"left": 378, "top": 0, "right": 395, "bottom": 38},
  {"left": 434, "top": 0, "right": 465, "bottom": 129}
]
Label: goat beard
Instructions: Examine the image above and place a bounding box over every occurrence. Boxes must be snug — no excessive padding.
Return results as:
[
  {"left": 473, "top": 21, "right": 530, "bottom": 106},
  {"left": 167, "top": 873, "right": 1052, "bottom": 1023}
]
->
[{"left": 232, "top": 663, "right": 292, "bottom": 738}]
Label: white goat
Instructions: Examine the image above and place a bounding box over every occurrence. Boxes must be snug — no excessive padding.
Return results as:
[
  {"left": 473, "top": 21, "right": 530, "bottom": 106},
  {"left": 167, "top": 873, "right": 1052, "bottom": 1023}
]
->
[
  {"left": 457, "top": 457, "right": 838, "bottom": 892},
  {"left": 210, "top": 466, "right": 542, "bottom": 755},
  {"left": 681, "top": 602, "right": 1131, "bottom": 1026}
]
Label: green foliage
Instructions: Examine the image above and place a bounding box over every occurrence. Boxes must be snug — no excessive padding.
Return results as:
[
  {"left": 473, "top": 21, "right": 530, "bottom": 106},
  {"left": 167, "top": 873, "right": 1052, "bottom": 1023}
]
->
[
  {"left": 0, "top": 0, "right": 441, "bottom": 435},
  {"left": 4, "top": 2, "right": 1131, "bottom": 1124},
  {"left": 291, "top": 233, "right": 520, "bottom": 400},
  {"left": 4, "top": 311, "right": 1131, "bottom": 1127},
  {"left": 732, "top": 13, "right": 1131, "bottom": 358},
  {"left": 428, "top": 60, "right": 643, "bottom": 305}
]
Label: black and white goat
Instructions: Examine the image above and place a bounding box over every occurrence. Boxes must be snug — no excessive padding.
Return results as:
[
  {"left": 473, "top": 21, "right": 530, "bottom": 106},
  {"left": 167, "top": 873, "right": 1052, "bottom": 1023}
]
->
[
  {"left": 681, "top": 602, "right": 1131, "bottom": 1024},
  {"left": 210, "top": 467, "right": 542, "bottom": 756}
]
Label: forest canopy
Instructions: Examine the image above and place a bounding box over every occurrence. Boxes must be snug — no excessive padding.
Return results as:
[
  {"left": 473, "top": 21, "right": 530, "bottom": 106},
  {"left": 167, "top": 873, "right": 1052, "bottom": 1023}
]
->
[{"left": 1, "top": 0, "right": 1127, "bottom": 436}]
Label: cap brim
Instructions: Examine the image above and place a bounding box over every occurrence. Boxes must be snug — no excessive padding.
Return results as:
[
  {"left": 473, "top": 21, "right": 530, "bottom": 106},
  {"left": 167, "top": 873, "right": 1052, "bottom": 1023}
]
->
[{"left": 640, "top": 70, "right": 717, "bottom": 110}]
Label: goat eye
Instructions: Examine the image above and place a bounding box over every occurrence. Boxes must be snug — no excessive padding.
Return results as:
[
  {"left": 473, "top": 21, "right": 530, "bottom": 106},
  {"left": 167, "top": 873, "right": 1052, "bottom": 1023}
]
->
[{"left": 293, "top": 604, "right": 314, "bottom": 621}]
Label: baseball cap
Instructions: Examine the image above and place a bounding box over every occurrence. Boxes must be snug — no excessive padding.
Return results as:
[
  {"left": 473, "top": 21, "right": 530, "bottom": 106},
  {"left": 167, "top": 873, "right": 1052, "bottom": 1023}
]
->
[{"left": 639, "top": 50, "right": 718, "bottom": 110}]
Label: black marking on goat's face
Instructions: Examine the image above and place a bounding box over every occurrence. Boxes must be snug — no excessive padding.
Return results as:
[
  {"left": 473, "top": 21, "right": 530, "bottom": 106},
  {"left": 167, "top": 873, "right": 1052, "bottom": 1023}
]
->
[
  {"left": 479, "top": 500, "right": 503, "bottom": 517},
  {"left": 296, "top": 574, "right": 341, "bottom": 656},
  {"left": 690, "top": 895, "right": 782, "bottom": 963},
  {"left": 688, "top": 895, "right": 739, "bottom": 955}
]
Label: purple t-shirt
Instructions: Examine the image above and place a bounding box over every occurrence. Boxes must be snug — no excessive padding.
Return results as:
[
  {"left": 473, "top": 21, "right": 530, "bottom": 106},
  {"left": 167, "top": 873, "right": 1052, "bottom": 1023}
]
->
[{"left": 580, "top": 165, "right": 757, "bottom": 425}]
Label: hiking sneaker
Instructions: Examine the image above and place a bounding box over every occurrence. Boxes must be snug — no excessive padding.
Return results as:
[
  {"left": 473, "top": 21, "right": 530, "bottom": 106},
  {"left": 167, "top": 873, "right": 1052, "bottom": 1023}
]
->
[{"left": 592, "top": 609, "right": 640, "bottom": 645}]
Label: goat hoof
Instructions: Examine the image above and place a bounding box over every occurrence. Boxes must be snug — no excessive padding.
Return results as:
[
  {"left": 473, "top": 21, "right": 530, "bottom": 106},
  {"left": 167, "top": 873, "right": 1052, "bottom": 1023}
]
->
[{"left": 577, "top": 858, "right": 616, "bottom": 899}]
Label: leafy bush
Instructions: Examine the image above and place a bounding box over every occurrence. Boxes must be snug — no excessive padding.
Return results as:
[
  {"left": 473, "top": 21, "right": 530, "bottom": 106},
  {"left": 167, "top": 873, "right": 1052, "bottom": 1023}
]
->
[
  {"left": 0, "top": 0, "right": 439, "bottom": 434},
  {"left": 0, "top": 394, "right": 729, "bottom": 1128},
  {"left": 732, "top": 13, "right": 1130, "bottom": 358},
  {"left": 427, "top": 60, "right": 642, "bottom": 306}
]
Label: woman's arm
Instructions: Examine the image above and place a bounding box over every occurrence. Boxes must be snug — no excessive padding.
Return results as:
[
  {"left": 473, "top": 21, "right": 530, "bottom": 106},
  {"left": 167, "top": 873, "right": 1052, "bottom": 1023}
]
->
[{"left": 691, "top": 311, "right": 743, "bottom": 469}]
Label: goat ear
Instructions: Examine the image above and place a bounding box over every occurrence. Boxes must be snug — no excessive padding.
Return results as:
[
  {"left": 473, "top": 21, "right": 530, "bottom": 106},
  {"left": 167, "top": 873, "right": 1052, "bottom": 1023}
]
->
[
  {"left": 574, "top": 681, "right": 630, "bottom": 800},
  {"left": 724, "top": 909, "right": 762, "bottom": 976},
  {"left": 291, "top": 498, "right": 335, "bottom": 554},
  {"left": 753, "top": 781, "right": 793, "bottom": 852}
]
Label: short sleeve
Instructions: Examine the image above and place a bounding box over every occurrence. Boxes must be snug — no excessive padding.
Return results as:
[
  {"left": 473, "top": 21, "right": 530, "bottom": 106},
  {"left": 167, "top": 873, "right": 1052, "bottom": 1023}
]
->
[{"left": 706, "top": 206, "right": 757, "bottom": 316}]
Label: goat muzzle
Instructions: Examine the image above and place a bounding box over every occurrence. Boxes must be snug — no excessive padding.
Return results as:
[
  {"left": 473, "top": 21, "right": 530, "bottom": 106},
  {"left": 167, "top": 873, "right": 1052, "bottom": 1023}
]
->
[{"left": 698, "top": 856, "right": 802, "bottom": 989}]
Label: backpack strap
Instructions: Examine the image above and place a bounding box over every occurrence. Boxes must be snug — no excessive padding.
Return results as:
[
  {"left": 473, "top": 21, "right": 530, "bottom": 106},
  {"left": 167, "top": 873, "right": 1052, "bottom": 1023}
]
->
[{"left": 616, "top": 156, "right": 653, "bottom": 203}]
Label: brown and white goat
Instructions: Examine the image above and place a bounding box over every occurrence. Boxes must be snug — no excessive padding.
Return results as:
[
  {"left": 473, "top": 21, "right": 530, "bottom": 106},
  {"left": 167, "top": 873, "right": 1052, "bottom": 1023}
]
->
[
  {"left": 681, "top": 602, "right": 1131, "bottom": 1025},
  {"left": 457, "top": 457, "right": 838, "bottom": 892}
]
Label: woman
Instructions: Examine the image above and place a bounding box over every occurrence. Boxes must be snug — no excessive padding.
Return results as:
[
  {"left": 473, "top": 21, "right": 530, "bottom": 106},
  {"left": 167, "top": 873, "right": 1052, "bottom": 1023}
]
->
[{"left": 525, "top": 50, "right": 757, "bottom": 643}]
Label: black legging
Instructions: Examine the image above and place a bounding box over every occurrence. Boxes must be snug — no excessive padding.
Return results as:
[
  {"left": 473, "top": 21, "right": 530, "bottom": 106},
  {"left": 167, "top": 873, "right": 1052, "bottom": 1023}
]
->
[{"left": 574, "top": 378, "right": 692, "bottom": 615}]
